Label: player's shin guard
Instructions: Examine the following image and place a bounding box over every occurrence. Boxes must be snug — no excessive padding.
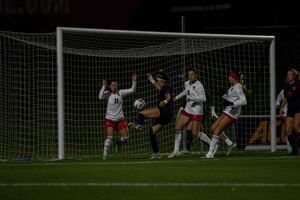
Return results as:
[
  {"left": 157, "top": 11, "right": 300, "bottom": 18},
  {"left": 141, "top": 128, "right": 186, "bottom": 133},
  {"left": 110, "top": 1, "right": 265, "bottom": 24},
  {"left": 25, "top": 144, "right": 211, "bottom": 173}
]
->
[
  {"left": 288, "top": 134, "right": 298, "bottom": 155},
  {"left": 103, "top": 136, "right": 113, "bottom": 157},
  {"left": 186, "top": 130, "right": 193, "bottom": 151},
  {"left": 149, "top": 128, "right": 159, "bottom": 153},
  {"left": 137, "top": 113, "right": 145, "bottom": 126}
]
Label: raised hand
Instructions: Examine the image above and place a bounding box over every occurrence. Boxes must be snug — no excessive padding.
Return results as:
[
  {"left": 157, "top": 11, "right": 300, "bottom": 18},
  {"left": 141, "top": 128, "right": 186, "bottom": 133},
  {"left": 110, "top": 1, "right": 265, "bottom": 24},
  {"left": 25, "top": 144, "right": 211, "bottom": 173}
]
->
[{"left": 132, "top": 73, "right": 137, "bottom": 81}]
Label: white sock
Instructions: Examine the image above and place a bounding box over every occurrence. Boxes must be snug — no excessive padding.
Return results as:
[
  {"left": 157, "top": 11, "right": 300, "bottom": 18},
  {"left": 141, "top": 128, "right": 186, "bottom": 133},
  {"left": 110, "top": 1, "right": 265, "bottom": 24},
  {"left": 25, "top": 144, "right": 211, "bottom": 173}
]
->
[
  {"left": 174, "top": 131, "right": 182, "bottom": 152},
  {"left": 208, "top": 135, "right": 219, "bottom": 154},
  {"left": 198, "top": 132, "right": 211, "bottom": 145},
  {"left": 103, "top": 137, "right": 113, "bottom": 156},
  {"left": 219, "top": 132, "right": 233, "bottom": 146}
]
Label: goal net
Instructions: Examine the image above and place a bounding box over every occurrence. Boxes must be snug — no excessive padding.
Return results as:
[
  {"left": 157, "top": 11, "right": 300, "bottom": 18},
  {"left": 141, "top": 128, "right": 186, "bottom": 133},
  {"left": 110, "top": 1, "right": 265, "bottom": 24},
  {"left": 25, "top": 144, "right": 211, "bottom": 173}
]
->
[{"left": 0, "top": 28, "right": 275, "bottom": 160}]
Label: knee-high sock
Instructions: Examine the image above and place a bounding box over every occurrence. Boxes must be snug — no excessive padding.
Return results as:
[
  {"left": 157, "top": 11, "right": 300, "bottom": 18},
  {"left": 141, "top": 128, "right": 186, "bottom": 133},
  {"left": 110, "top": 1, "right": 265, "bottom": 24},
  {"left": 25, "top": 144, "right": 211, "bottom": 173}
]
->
[
  {"left": 137, "top": 113, "right": 145, "bottom": 126},
  {"left": 219, "top": 132, "right": 233, "bottom": 146},
  {"left": 208, "top": 135, "right": 219, "bottom": 154},
  {"left": 198, "top": 132, "right": 211, "bottom": 145},
  {"left": 149, "top": 128, "right": 159, "bottom": 153},
  {"left": 173, "top": 131, "right": 182, "bottom": 152},
  {"left": 186, "top": 130, "right": 193, "bottom": 151},
  {"left": 103, "top": 137, "right": 113, "bottom": 156}
]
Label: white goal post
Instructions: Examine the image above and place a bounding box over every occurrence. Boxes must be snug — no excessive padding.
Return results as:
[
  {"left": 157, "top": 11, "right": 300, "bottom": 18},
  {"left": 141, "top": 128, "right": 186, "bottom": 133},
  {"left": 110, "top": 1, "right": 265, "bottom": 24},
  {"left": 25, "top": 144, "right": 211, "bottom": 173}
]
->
[{"left": 56, "top": 27, "right": 276, "bottom": 160}]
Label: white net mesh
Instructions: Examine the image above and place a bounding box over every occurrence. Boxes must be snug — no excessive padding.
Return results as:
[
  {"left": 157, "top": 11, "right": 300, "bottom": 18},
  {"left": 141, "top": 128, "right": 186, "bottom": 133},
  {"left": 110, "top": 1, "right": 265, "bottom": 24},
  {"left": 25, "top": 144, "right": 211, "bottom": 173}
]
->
[
  {"left": 0, "top": 29, "right": 273, "bottom": 160},
  {"left": 0, "top": 31, "right": 57, "bottom": 160}
]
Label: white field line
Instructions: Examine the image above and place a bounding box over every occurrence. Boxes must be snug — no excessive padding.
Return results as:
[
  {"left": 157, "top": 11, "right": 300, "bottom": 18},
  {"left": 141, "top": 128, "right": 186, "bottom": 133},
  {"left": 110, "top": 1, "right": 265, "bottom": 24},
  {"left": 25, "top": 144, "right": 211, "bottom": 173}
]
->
[
  {"left": 0, "top": 155, "right": 298, "bottom": 167},
  {"left": 0, "top": 182, "right": 300, "bottom": 187}
]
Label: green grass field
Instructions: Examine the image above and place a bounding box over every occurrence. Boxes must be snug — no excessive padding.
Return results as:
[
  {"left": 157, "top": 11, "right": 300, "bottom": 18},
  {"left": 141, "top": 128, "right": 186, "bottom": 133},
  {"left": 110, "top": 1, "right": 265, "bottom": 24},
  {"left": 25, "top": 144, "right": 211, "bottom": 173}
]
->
[{"left": 1, "top": 151, "right": 300, "bottom": 200}]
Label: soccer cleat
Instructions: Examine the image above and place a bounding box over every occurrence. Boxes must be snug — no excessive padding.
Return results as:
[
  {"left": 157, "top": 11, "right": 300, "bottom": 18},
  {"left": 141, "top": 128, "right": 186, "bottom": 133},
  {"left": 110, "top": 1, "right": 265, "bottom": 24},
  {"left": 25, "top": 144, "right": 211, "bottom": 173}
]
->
[
  {"left": 167, "top": 151, "right": 180, "bottom": 158},
  {"left": 205, "top": 152, "right": 214, "bottom": 159},
  {"left": 150, "top": 153, "right": 162, "bottom": 160},
  {"left": 128, "top": 123, "right": 142, "bottom": 131},
  {"left": 102, "top": 155, "right": 107, "bottom": 161},
  {"left": 226, "top": 143, "right": 237, "bottom": 156}
]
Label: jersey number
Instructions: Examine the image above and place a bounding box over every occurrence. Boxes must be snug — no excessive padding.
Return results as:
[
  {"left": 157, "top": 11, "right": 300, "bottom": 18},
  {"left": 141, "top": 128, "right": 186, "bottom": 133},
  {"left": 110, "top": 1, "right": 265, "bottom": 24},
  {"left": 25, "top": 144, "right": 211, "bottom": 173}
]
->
[
  {"left": 187, "top": 90, "right": 190, "bottom": 95},
  {"left": 114, "top": 98, "right": 119, "bottom": 104}
]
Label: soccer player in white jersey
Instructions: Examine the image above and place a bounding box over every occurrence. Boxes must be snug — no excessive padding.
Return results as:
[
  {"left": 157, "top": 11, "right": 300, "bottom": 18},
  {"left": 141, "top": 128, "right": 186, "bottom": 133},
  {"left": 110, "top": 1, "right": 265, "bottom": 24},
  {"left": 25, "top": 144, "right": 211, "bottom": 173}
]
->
[
  {"left": 99, "top": 73, "right": 137, "bottom": 160},
  {"left": 168, "top": 68, "right": 211, "bottom": 157},
  {"left": 276, "top": 89, "right": 291, "bottom": 152},
  {"left": 206, "top": 70, "right": 247, "bottom": 158}
]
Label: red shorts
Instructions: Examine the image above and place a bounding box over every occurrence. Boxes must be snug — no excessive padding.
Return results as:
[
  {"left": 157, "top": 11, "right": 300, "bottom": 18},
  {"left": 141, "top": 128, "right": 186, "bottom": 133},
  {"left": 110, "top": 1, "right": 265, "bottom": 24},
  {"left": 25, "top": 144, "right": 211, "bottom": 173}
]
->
[
  {"left": 223, "top": 112, "right": 237, "bottom": 122},
  {"left": 181, "top": 110, "right": 203, "bottom": 122},
  {"left": 104, "top": 119, "right": 127, "bottom": 131}
]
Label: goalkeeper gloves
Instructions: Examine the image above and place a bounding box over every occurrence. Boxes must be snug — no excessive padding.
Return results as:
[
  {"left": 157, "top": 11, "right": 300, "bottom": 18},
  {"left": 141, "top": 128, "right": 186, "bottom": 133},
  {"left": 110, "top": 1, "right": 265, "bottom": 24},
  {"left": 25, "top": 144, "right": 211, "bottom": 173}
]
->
[{"left": 223, "top": 99, "right": 234, "bottom": 107}]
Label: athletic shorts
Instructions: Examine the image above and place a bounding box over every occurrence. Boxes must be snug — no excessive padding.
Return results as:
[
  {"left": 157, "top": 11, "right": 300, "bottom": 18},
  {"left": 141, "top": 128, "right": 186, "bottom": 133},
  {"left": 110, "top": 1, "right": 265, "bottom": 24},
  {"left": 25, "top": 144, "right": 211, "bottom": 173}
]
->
[
  {"left": 104, "top": 118, "right": 127, "bottom": 131},
  {"left": 153, "top": 107, "right": 173, "bottom": 126},
  {"left": 181, "top": 110, "right": 203, "bottom": 122}
]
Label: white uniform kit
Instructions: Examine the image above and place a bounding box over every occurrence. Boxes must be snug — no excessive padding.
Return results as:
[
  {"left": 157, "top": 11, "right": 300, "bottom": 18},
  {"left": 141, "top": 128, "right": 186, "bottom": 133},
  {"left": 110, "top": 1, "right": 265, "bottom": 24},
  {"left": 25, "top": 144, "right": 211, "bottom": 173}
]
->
[
  {"left": 99, "top": 81, "right": 137, "bottom": 121},
  {"left": 175, "top": 80, "right": 206, "bottom": 115},
  {"left": 222, "top": 83, "right": 247, "bottom": 119}
]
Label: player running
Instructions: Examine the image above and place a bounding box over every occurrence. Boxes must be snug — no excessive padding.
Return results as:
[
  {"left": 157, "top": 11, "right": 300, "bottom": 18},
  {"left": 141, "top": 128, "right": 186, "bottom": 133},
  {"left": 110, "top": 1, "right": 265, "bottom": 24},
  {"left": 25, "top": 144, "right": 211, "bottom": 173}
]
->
[
  {"left": 99, "top": 73, "right": 137, "bottom": 160},
  {"left": 206, "top": 70, "right": 247, "bottom": 158},
  {"left": 129, "top": 71, "right": 174, "bottom": 159}
]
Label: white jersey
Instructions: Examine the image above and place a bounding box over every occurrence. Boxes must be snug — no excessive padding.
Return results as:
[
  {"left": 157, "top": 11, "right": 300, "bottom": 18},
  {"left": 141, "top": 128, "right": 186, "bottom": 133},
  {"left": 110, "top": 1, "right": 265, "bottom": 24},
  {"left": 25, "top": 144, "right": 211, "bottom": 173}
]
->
[
  {"left": 175, "top": 80, "right": 206, "bottom": 115},
  {"left": 99, "top": 81, "right": 136, "bottom": 121},
  {"left": 222, "top": 83, "right": 247, "bottom": 119},
  {"left": 276, "top": 89, "right": 287, "bottom": 117}
]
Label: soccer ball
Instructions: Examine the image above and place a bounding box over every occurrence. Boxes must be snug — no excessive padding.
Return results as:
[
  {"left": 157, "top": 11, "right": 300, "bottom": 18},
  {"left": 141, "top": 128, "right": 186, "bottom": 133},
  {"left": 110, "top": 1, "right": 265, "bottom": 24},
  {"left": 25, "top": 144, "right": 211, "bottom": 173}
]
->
[{"left": 133, "top": 99, "right": 146, "bottom": 110}]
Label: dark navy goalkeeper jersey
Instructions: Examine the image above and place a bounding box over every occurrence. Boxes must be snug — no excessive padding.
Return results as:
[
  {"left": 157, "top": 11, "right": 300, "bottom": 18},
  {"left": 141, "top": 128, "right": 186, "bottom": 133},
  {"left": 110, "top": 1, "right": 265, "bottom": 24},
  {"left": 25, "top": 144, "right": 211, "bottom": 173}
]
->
[
  {"left": 284, "top": 80, "right": 300, "bottom": 107},
  {"left": 157, "top": 85, "right": 174, "bottom": 111}
]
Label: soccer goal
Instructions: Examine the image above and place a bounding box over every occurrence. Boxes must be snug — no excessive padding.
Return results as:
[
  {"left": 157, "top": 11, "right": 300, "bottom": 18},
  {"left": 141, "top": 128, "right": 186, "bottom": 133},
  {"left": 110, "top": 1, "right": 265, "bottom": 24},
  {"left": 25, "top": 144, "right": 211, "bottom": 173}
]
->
[{"left": 0, "top": 28, "right": 275, "bottom": 160}]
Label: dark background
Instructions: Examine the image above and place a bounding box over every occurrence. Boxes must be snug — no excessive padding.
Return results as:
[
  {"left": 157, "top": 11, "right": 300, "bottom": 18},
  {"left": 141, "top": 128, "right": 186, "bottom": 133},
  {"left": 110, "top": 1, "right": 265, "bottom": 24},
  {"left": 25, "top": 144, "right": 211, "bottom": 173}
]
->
[{"left": 1, "top": 0, "right": 299, "bottom": 90}]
